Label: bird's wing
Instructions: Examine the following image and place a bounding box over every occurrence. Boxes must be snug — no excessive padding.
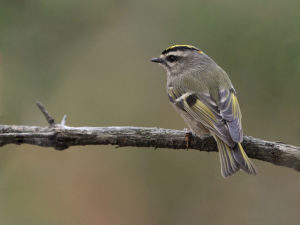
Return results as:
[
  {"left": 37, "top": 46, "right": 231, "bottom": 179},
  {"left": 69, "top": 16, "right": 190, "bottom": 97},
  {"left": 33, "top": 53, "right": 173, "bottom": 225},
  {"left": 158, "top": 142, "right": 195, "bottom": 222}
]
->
[
  {"left": 168, "top": 87, "right": 243, "bottom": 146},
  {"left": 219, "top": 88, "right": 243, "bottom": 143}
]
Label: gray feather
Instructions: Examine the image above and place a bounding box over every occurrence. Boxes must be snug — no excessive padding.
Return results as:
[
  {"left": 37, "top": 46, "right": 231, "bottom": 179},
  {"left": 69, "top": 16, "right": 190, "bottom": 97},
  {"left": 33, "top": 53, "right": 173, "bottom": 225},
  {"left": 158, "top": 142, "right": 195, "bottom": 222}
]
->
[
  {"left": 219, "top": 89, "right": 243, "bottom": 143},
  {"left": 227, "top": 118, "right": 243, "bottom": 143}
]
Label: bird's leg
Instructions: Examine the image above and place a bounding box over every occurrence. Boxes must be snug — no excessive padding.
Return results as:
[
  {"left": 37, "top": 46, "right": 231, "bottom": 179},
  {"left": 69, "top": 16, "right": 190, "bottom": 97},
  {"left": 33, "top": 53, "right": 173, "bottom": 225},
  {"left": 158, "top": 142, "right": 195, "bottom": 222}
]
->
[{"left": 184, "top": 128, "right": 192, "bottom": 150}]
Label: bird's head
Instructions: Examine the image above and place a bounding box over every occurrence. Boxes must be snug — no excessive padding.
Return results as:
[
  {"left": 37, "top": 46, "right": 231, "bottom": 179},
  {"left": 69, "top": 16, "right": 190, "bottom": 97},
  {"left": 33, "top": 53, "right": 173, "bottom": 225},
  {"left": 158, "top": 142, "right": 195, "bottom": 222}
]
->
[{"left": 151, "top": 45, "right": 207, "bottom": 77}]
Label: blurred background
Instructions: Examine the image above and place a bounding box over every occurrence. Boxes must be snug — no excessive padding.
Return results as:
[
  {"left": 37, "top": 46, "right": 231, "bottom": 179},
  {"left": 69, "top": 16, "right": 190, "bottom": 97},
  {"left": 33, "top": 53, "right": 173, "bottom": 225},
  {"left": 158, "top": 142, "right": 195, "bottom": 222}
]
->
[{"left": 0, "top": 0, "right": 300, "bottom": 224}]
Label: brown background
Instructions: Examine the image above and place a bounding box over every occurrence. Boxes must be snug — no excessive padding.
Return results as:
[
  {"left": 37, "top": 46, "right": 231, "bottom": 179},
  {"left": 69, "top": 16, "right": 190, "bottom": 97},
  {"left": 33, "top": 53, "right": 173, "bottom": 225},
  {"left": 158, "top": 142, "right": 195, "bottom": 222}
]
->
[{"left": 0, "top": 0, "right": 299, "bottom": 224}]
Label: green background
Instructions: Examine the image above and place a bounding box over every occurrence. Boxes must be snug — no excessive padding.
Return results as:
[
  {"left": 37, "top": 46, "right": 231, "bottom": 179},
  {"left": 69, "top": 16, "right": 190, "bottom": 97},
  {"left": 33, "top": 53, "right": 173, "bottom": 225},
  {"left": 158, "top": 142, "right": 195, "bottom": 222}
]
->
[{"left": 0, "top": 0, "right": 299, "bottom": 224}]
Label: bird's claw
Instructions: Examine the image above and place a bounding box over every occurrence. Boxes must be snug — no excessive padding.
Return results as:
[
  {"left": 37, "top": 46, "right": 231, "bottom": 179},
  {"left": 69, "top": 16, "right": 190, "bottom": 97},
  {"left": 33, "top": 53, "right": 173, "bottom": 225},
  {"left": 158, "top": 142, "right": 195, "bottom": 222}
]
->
[{"left": 184, "top": 128, "right": 192, "bottom": 150}]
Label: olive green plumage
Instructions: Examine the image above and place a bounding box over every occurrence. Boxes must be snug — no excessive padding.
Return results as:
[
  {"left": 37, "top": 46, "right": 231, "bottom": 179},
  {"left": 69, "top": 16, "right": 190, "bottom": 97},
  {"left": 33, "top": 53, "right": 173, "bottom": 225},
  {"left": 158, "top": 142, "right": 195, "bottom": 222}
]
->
[{"left": 151, "top": 45, "right": 257, "bottom": 177}]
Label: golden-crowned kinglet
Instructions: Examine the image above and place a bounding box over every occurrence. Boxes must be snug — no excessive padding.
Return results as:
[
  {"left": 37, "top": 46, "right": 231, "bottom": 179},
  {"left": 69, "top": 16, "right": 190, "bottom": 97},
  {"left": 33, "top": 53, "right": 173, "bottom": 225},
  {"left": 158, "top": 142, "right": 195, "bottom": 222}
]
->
[{"left": 151, "top": 45, "right": 257, "bottom": 177}]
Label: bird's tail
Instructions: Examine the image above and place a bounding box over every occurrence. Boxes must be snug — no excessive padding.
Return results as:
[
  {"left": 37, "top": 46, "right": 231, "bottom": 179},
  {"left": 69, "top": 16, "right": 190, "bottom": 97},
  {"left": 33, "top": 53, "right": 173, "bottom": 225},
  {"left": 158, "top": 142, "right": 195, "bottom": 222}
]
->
[{"left": 213, "top": 135, "right": 257, "bottom": 177}]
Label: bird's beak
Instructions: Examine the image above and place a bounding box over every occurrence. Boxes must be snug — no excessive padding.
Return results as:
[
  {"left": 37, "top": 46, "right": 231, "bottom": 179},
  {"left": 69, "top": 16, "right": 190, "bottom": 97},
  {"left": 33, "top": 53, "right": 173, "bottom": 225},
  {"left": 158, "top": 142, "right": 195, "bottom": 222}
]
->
[{"left": 151, "top": 57, "right": 164, "bottom": 63}]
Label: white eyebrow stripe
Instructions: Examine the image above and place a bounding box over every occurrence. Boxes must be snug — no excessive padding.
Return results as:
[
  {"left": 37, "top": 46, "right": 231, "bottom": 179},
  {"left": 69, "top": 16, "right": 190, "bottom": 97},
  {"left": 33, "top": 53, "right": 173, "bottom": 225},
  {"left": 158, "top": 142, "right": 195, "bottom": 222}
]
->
[{"left": 165, "top": 50, "right": 187, "bottom": 57}]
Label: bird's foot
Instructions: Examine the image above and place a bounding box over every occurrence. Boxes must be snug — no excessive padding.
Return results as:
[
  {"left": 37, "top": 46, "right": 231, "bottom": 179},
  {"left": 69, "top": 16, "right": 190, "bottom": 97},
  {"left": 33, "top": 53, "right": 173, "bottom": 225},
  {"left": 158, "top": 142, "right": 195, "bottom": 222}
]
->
[{"left": 183, "top": 128, "right": 192, "bottom": 150}]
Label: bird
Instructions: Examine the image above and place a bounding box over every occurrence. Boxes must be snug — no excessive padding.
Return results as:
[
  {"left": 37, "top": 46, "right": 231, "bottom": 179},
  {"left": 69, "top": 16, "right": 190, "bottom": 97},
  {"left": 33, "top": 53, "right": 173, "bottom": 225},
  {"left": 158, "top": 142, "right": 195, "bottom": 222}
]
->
[{"left": 151, "top": 44, "right": 257, "bottom": 177}]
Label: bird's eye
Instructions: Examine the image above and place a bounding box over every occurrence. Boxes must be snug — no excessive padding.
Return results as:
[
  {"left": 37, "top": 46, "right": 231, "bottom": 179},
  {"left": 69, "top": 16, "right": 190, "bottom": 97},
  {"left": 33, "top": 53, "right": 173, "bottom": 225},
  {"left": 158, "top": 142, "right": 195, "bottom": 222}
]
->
[{"left": 166, "top": 55, "right": 179, "bottom": 62}]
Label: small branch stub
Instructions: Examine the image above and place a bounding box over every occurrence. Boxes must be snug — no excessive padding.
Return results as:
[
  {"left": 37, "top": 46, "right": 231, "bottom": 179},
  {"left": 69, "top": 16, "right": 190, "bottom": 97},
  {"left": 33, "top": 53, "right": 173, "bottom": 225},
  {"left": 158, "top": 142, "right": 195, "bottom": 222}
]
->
[
  {"left": 36, "top": 101, "right": 56, "bottom": 126},
  {"left": 61, "top": 115, "right": 67, "bottom": 126}
]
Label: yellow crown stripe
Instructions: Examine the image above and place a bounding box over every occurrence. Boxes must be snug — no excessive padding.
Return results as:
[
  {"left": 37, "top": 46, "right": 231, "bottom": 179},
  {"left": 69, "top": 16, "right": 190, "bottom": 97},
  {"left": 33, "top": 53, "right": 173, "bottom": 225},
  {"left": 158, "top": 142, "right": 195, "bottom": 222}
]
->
[{"left": 165, "top": 44, "right": 198, "bottom": 51}]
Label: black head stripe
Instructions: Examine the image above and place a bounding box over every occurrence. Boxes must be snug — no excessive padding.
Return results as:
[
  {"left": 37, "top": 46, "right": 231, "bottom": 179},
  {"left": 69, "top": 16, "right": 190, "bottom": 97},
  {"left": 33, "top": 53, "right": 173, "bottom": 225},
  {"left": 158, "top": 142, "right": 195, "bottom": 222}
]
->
[{"left": 162, "top": 45, "right": 199, "bottom": 55}]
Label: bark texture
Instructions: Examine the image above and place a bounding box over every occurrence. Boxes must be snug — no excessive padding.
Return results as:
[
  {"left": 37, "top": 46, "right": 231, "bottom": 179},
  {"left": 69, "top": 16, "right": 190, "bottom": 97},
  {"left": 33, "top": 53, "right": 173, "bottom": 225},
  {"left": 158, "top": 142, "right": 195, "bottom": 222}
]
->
[
  {"left": 0, "top": 102, "right": 299, "bottom": 172},
  {"left": 0, "top": 125, "right": 299, "bottom": 172}
]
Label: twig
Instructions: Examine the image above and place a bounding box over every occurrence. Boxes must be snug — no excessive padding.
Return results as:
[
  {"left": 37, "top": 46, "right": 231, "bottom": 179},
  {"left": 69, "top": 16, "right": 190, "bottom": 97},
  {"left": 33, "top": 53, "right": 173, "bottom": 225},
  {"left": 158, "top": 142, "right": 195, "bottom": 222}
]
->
[
  {"left": 61, "top": 115, "right": 67, "bottom": 126},
  {"left": 36, "top": 101, "right": 56, "bottom": 126}
]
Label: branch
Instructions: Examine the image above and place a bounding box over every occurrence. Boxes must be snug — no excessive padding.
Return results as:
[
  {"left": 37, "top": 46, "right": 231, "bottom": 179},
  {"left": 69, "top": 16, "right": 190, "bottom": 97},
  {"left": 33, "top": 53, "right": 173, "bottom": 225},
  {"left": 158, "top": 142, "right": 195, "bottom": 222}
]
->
[{"left": 0, "top": 103, "right": 299, "bottom": 172}]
